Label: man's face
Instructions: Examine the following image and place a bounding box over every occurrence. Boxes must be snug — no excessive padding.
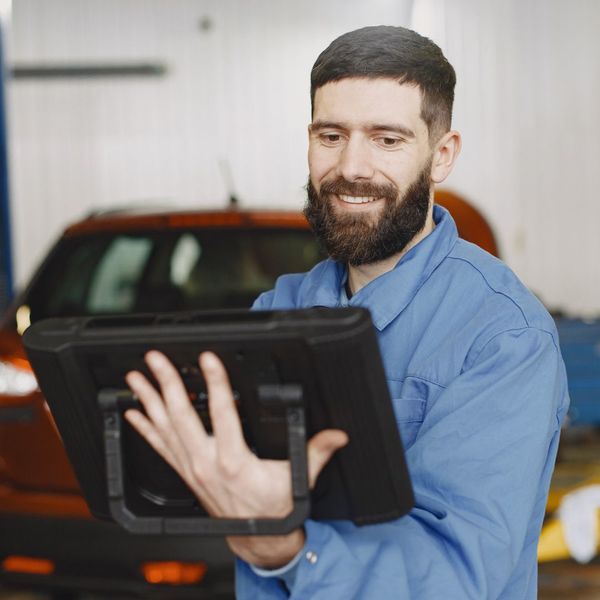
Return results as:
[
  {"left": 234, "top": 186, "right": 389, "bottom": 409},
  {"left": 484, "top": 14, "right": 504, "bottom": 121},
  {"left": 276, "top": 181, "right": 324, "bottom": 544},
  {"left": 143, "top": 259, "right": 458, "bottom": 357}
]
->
[{"left": 305, "top": 78, "right": 434, "bottom": 266}]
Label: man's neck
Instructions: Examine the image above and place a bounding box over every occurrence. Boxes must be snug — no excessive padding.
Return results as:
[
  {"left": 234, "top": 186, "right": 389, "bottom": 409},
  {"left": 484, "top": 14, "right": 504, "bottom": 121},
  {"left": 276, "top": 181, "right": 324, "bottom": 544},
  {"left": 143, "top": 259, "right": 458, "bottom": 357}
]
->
[{"left": 346, "top": 207, "right": 436, "bottom": 296}]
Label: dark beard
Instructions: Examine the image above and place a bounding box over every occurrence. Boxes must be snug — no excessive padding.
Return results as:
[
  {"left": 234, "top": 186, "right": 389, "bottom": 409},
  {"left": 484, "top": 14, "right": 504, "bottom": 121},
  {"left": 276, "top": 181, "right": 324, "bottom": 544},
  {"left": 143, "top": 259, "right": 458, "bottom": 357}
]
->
[{"left": 303, "top": 164, "right": 432, "bottom": 266}]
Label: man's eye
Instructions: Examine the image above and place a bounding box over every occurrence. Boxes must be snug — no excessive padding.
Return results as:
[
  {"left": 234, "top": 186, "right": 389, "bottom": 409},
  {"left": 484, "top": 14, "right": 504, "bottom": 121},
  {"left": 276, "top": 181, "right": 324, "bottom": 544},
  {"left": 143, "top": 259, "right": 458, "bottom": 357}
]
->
[
  {"left": 377, "top": 137, "right": 401, "bottom": 148},
  {"left": 321, "top": 133, "right": 342, "bottom": 144}
]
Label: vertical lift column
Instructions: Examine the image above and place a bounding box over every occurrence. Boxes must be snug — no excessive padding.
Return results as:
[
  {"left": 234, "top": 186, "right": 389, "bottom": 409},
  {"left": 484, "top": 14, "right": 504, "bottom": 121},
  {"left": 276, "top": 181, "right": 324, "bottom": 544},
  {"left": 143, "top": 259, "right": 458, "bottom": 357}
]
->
[{"left": 0, "top": 4, "right": 13, "bottom": 312}]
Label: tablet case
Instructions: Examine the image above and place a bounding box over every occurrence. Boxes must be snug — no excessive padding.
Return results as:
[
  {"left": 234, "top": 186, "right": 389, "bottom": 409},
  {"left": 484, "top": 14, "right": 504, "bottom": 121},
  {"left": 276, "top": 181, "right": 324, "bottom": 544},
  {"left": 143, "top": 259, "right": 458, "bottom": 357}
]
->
[{"left": 23, "top": 307, "right": 413, "bottom": 535}]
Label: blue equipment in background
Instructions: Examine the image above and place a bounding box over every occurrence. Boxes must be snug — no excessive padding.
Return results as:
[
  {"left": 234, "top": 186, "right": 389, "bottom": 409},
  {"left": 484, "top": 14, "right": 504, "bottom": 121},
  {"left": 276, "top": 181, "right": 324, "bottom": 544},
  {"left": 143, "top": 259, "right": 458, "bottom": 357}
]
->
[{"left": 555, "top": 318, "right": 600, "bottom": 426}]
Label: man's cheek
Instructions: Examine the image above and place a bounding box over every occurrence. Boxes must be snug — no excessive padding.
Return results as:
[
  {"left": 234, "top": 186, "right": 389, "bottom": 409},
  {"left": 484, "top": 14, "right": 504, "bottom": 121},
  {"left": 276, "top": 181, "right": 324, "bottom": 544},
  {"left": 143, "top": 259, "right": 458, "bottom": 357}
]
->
[{"left": 309, "top": 151, "right": 337, "bottom": 182}]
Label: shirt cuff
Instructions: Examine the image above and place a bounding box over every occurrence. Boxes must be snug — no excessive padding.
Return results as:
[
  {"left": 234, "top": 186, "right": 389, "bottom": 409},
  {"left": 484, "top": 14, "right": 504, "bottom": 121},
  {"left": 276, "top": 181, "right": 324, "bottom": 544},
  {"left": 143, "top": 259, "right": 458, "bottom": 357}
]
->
[{"left": 249, "top": 547, "right": 304, "bottom": 591}]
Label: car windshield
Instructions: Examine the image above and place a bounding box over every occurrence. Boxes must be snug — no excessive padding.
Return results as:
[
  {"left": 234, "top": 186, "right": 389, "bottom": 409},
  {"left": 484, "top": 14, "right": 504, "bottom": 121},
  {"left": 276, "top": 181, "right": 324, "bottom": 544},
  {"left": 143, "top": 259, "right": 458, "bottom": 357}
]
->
[{"left": 25, "top": 228, "right": 323, "bottom": 323}]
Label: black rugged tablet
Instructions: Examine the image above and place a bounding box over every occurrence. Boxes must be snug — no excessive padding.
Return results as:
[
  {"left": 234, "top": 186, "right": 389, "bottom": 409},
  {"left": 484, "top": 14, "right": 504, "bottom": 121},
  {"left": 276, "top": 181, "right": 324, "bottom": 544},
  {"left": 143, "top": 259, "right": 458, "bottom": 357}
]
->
[{"left": 23, "top": 307, "right": 413, "bottom": 536}]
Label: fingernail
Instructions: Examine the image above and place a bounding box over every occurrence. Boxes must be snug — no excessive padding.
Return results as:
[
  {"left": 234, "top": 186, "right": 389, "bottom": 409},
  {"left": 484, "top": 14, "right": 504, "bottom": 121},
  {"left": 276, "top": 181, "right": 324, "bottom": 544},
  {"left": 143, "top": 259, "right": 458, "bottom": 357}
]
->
[
  {"left": 146, "top": 351, "right": 162, "bottom": 366},
  {"left": 201, "top": 352, "right": 218, "bottom": 369}
]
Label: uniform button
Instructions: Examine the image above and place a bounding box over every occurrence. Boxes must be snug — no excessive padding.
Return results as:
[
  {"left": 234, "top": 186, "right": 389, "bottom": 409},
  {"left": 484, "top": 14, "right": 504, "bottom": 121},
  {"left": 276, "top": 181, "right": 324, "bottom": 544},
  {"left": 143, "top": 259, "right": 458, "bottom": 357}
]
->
[{"left": 305, "top": 551, "right": 318, "bottom": 565}]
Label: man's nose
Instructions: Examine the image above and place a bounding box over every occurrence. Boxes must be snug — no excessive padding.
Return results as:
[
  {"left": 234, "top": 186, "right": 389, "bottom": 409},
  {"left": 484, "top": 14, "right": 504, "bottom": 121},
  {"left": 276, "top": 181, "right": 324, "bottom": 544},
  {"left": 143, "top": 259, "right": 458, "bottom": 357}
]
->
[{"left": 337, "top": 138, "right": 374, "bottom": 182}]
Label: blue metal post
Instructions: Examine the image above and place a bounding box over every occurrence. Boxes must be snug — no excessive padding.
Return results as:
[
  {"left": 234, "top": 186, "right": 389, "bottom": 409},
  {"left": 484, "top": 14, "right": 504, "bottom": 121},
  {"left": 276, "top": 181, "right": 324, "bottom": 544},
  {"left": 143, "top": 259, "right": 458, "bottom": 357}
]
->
[{"left": 0, "top": 20, "right": 13, "bottom": 311}]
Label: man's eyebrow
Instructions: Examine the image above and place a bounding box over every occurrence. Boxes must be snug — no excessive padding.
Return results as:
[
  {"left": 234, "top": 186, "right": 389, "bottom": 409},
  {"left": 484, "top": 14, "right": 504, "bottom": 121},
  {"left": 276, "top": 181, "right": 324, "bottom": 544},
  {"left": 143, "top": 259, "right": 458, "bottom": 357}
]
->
[
  {"left": 310, "top": 120, "right": 346, "bottom": 132},
  {"left": 367, "top": 123, "right": 416, "bottom": 138},
  {"left": 310, "top": 120, "right": 416, "bottom": 139}
]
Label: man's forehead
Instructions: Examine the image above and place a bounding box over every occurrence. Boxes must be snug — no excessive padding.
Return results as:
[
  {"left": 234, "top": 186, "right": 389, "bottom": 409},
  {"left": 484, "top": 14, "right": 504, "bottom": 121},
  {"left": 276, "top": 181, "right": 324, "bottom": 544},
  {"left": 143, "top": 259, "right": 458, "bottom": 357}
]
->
[{"left": 312, "top": 77, "right": 426, "bottom": 131}]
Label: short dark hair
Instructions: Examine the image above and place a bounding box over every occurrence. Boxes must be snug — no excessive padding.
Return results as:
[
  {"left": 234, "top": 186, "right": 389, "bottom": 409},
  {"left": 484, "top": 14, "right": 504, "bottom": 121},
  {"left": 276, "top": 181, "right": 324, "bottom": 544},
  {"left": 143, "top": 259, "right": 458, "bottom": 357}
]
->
[{"left": 310, "top": 26, "right": 456, "bottom": 143}]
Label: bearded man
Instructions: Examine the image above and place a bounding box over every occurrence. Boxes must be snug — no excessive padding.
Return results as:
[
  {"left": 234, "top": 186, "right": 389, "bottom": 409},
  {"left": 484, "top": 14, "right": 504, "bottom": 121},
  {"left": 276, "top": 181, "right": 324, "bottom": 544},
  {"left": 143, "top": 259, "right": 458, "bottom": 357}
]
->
[{"left": 125, "top": 26, "right": 569, "bottom": 599}]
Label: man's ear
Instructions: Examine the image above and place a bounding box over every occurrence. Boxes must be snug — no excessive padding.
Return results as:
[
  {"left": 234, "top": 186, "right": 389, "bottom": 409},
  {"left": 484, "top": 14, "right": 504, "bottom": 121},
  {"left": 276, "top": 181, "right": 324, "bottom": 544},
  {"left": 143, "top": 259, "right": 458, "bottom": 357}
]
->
[{"left": 431, "top": 130, "right": 461, "bottom": 184}]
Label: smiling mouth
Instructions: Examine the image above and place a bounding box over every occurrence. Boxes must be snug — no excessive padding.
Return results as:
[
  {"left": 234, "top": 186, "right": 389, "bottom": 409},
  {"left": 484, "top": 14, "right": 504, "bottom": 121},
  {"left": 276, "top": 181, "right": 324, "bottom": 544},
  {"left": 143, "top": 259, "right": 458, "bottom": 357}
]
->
[{"left": 337, "top": 194, "right": 382, "bottom": 204}]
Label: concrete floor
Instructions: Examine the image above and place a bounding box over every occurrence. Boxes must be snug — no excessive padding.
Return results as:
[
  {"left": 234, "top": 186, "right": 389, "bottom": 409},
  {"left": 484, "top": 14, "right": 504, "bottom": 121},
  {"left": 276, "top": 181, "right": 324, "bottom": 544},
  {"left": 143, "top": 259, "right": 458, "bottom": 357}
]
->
[{"left": 540, "top": 560, "right": 600, "bottom": 598}]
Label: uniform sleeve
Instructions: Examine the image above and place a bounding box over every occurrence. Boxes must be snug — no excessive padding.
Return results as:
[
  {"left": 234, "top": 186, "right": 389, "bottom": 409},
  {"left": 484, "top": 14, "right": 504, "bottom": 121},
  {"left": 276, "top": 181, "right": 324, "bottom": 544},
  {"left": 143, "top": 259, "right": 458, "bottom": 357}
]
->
[
  {"left": 251, "top": 289, "right": 275, "bottom": 310},
  {"left": 235, "top": 327, "right": 569, "bottom": 599}
]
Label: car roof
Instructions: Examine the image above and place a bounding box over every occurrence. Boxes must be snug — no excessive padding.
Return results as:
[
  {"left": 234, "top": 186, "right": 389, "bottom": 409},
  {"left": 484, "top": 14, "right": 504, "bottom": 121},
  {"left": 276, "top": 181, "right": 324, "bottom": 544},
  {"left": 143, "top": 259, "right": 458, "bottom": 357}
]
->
[{"left": 64, "top": 207, "right": 311, "bottom": 236}]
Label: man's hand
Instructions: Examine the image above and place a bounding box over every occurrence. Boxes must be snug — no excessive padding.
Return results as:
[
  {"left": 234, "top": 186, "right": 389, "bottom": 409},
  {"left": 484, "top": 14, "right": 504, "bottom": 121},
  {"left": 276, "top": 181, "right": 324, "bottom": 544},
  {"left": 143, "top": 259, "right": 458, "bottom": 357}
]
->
[{"left": 124, "top": 350, "right": 348, "bottom": 568}]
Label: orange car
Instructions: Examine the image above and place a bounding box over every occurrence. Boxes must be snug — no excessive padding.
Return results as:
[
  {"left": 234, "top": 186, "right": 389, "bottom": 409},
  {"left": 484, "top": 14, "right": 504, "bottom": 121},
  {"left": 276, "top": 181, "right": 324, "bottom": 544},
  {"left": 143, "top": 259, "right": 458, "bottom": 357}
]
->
[{"left": 0, "top": 207, "right": 322, "bottom": 598}]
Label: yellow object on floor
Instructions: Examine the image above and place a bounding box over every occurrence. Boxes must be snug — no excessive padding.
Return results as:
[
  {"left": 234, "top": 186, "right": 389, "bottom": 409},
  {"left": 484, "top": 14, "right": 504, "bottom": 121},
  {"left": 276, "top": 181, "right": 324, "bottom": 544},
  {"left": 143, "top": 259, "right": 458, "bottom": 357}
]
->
[{"left": 538, "top": 518, "right": 570, "bottom": 562}]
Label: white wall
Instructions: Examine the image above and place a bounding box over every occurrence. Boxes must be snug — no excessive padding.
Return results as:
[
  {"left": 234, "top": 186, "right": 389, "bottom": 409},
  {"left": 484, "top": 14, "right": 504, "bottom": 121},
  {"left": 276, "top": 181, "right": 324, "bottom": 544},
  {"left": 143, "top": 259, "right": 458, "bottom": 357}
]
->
[{"left": 5, "top": 0, "right": 600, "bottom": 315}]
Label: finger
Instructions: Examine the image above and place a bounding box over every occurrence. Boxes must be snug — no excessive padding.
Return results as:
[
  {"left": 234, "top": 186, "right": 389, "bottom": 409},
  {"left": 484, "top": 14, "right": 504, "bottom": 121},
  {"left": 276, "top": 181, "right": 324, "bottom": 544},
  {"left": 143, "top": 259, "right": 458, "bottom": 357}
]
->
[
  {"left": 145, "top": 350, "right": 193, "bottom": 410},
  {"left": 125, "top": 370, "right": 170, "bottom": 430},
  {"left": 124, "top": 408, "right": 179, "bottom": 469},
  {"left": 307, "top": 429, "right": 349, "bottom": 489},
  {"left": 126, "top": 370, "right": 195, "bottom": 470},
  {"left": 145, "top": 351, "right": 209, "bottom": 447},
  {"left": 200, "top": 352, "right": 248, "bottom": 462}
]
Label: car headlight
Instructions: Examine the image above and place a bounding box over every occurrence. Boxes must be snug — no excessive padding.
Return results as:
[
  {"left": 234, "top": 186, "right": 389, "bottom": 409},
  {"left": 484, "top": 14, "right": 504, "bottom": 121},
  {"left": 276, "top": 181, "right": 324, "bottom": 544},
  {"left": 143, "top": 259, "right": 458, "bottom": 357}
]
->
[{"left": 0, "top": 359, "right": 39, "bottom": 396}]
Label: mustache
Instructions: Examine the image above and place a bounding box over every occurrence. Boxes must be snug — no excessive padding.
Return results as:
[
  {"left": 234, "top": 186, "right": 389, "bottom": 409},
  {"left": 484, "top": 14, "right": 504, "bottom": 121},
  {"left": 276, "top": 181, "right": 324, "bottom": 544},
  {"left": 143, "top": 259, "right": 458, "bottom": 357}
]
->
[{"left": 318, "top": 177, "right": 398, "bottom": 202}]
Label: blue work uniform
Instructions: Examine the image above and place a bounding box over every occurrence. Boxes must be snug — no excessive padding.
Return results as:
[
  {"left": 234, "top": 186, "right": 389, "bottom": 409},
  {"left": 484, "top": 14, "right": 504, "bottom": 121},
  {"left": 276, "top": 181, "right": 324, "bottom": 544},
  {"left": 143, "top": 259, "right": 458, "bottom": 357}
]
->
[{"left": 237, "top": 205, "right": 569, "bottom": 599}]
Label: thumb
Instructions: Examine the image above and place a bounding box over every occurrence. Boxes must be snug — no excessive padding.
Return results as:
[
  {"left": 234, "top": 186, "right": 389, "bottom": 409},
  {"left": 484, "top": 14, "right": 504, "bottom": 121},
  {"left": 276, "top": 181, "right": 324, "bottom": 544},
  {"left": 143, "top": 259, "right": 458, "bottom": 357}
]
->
[{"left": 307, "top": 429, "right": 349, "bottom": 489}]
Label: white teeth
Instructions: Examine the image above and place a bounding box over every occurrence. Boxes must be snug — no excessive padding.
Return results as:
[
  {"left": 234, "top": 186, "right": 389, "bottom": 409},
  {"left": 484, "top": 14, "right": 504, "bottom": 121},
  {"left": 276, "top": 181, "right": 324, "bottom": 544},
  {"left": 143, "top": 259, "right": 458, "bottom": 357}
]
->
[{"left": 338, "top": 194, "right": 377, "bottom": 204}]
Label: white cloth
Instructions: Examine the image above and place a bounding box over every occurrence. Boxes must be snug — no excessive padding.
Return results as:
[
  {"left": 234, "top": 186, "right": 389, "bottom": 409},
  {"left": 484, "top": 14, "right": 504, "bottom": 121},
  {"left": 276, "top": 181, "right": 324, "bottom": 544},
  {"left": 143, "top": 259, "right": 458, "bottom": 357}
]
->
[{"left": 558, "top": 484, "right": 600, "bottom": 563}]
